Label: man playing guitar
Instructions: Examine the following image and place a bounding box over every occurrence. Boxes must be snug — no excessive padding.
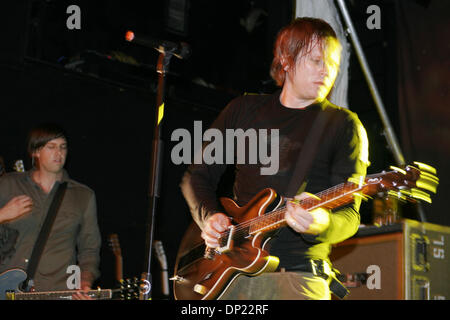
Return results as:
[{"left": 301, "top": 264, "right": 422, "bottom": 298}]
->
[
  {"left": 0, "top": 124, "right": 101, "bottom": 300},
  {"left": 180, "top": 17, "right": 370, "bottom": 300}
]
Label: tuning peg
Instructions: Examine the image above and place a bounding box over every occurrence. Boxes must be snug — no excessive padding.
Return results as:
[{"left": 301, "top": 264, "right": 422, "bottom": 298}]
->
[
  {"left": 387, "top": 190, "right": 407, "bottom": 202},
  {"left": 416, "top": 171, "right": 439, "bottom": 194},
  {"left": 420, "top": 171, "right": 439, "bottom": 183},
  {"left": 410, "top": 188, "right": 432, "bottom": 203},
  {"left": 389, "top": 166, "right": 407, "bottom": 175},
  {"left": 416, "top": 178, "right": 438, "bottom": 194},
  {"left": 398, "top": 189, "right": 431, "bottom": 204},
  {"left": 413, "top": 161, "right": 437, "bottom": 175}
]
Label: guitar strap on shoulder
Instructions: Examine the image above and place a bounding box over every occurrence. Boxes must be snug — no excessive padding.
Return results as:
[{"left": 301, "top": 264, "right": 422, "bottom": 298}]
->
[
  {"left": 22, "top": 181, "right": 68, "bottom": 291},
  {"left": 285, "top": 105, "right": 334, "bottom": 198}
]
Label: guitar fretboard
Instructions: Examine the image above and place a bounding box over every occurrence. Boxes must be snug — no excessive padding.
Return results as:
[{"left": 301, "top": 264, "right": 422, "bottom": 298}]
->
[
  {"left": 219, "top": 178, "right": 376, "bottom": 245},
  {"left": 13, "top": 289, "right": 113, "bottom": 300}
]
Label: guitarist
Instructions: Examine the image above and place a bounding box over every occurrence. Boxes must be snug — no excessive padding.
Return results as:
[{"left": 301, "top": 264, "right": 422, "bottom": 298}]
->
[
  {"left": 0, "top": 124, "right": 101, "bottom": 299},
  {"left": 180, "top": 18, "right": 370, "bottom": 300}
]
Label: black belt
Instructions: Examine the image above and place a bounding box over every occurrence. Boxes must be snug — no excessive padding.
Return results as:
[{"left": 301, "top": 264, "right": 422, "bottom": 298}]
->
[{"left": 281, "top": 259, "right": 349, "bottom": 299}]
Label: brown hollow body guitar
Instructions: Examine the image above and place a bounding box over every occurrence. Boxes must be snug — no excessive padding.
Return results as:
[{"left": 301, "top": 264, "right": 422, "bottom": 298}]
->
[{"left": 172, "top": 163, "right": 439, "bottom": 300}]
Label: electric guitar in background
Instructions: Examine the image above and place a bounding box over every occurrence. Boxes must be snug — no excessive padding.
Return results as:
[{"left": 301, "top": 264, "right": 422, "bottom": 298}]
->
[
  {"left": 154, "top": 240, "right": 170, "bottom": 298},
  {"left": 173, "top": 163, "right": 439, "bottom": 300},
  {"left": 0, "top": 269, "right": 139, "bottom": 300},
  {"left": 13, "top": 160, "right": 25, "bottom": 173},
  {"left": 107, "top": 233, "right": 140, "bottom": 300},
  {"left": 108, "top": 233, "right": 123, "bottom": 284},
  {"left": 0, "top": 158, "right": 25, "bottom": 176},
  {"left": 0, "top": 239, "right": 140, "bottom": 300}
]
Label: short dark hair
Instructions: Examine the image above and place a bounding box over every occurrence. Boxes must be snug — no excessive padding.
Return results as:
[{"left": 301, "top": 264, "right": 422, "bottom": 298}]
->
[
  {"left": 27, "top": 123, "right": 68, "bottom": 158},
  {"left": 270, "top": 17, "right": 339, "bottom": 86}
]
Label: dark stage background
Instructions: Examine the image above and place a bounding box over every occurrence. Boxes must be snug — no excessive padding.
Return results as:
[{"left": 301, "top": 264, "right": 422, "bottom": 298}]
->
[{"left": 0, "top": 0, "right": 448, "bottom": 299}]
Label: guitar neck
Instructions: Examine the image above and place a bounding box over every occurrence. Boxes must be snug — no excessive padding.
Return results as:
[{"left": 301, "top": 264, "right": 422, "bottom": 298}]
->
[
  {"left": 108, "top": 233, "right": 124, "bottom": 283},
  {"left": 244, "top": 179, "right": 375, "bottom": 236},
  {"left": 11, "top": 289, "right": 113, "bottom": 300},
  {"left": 214, "top": 164, "right": 434, "bottom": 258},
  {"left": 115, "top": 256, "right": 123, "bottom": 283}
]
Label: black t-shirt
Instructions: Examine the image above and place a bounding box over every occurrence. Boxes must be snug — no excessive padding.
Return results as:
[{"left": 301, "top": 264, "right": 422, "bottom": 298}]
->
[{"left": 181, "top": 90, "right": 369, "bottom": 267}]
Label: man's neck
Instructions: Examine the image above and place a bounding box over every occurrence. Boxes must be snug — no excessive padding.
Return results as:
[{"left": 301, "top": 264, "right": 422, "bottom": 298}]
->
[
  {"left": 32, "top": 169, "right": 63, "bottom": 194},
  {"left": 279, "top": 86, "right": 321, "bottom": 109}
]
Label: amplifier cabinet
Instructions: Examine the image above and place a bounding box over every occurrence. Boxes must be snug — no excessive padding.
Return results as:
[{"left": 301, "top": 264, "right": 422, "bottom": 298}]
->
[{"left": 330, "top": 218, "right": 450, "bottom": 300}]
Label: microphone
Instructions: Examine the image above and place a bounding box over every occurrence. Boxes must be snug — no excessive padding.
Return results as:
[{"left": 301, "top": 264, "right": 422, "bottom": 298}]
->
[{"left": 125, "top": 30, "right": 191, "bottom": 59}]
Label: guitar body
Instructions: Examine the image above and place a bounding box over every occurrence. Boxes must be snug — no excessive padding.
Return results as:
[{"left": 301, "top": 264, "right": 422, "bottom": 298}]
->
[
  {"left": 0, "top": 269, "right": 27, "bottom": 300},
  {"left": 173, "top": 188, "right": 282, "bottom": 300}
]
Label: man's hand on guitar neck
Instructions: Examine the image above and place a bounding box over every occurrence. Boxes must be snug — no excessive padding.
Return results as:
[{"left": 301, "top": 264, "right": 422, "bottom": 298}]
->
[
  {"left": 201, "top": 213, "right": 232, "bottom": 248},
  {"left": 285, "top": 192, "right": 330, "bottom": 235},
  {"left": 72, "top": 274, "right": 94, "bottom": 300}
]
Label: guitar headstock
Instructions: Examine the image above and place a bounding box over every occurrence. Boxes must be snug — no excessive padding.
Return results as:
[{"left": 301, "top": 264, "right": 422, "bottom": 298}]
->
[
  {"left": 13, "top": 159, "right": 25, "bottom": 173},
  {"left": 117, "top": 277, "right": 140, "bottom": 300},
  {"left": 154, "top": 240, "right": 168, "bottom": 269},
  {"left": 108, "top": 233, "right": 122, "bottom": 258},
  {"left": 366, "top": 162, "right": 439, "bottom": 203}
]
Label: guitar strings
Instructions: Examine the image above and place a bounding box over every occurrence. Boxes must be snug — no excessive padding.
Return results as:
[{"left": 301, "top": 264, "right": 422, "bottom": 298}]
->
[
  {"left": 226, "top": 187, "right": 339, "bottom": 240},
  {"left": 218, "top": 173, "right": 382, "bottom": 243},
  {"left": 219, "top": 183, "right": 349, "bottom": 242},
  {"left": 218, "top": 168, "right": 425, "bottom": 253}
]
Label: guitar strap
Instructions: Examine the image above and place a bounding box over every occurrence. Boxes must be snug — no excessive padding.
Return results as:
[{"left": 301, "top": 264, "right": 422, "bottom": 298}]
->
[
  {"left": 285, "top": 103, "right": 334, "bottom": 198},
  {"left": 22, "top": 181, "right": 68, "bottom": 291}
]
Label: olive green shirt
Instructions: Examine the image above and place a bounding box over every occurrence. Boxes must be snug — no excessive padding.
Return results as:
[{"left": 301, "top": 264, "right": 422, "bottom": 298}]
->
[{"left": 0, "top": 170, "right": 101, "bottom": 291}]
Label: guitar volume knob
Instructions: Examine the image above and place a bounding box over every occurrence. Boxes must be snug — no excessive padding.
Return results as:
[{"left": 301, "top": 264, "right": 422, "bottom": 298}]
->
[
  {"left": 194, "top": 284, "right": 208, "bottom": 295},
  {"left": 204, "top": 247, "right": 216, "bottom": 260}
]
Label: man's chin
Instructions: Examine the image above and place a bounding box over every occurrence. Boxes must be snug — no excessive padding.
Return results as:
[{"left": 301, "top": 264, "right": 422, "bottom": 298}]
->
[{"left": 48, "top": 166, "right": 65, "bottom": 174}]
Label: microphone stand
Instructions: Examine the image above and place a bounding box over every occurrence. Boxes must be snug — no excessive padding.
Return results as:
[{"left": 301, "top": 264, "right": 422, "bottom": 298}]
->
[
  {"left": 140, "top": 46, "right": 175, "bottom": 300},
  {"left": 335, "top": 0, "right": 428, "bottom": 223}
]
